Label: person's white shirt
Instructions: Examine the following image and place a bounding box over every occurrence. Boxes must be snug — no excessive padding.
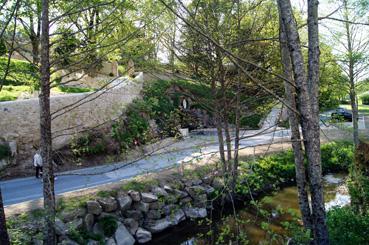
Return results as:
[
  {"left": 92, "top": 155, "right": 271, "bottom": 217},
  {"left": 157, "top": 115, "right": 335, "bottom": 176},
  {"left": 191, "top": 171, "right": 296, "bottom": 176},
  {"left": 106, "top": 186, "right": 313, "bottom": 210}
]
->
[{"left": 33, "top": 153, "right": 43, "bottom": 167}]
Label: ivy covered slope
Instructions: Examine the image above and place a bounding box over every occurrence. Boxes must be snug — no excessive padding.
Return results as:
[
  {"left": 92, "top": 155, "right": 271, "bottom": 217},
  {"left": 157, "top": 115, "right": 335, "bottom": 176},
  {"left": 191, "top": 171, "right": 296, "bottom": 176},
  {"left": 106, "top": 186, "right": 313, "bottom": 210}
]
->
[{"left": 71, "top": 78, "right": 273, "bottom": 158}]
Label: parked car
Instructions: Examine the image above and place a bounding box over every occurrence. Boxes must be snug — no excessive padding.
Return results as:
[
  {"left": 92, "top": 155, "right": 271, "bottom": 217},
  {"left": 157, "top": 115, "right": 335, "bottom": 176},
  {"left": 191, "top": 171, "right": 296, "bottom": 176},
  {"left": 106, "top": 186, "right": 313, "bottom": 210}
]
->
[{"left": 331, "top": 107, "right": 353, "bottom": 122}]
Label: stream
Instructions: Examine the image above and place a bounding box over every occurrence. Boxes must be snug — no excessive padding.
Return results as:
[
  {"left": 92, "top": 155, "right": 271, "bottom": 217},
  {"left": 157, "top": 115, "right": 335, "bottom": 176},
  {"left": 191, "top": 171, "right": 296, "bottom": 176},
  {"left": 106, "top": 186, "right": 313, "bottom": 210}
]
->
[{"left": 148, "top": 173, "right": 350, "bottom": 245}]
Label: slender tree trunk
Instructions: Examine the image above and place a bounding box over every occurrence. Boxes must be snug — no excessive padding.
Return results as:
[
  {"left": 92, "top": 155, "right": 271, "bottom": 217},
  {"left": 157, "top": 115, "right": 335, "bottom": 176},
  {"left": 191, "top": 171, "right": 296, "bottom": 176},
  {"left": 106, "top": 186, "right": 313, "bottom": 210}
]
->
[
  {"left": 231, "top": 78, "right": 241, "bottom": 192},
  {"left": 279, "top": 13, "right": 312, "bottom": 230},
  {"left": 40, "top": 0, "right": 56, "bottom": 243},
  {"left": 343, "top": 0, "right": 359, "bottom": 147},
  {"left": 0, "top": 188, "right": 10, "bottom": 245},
  {"left": 307, "top": 1, "right": 329, "bottom": 243},
  {"left": 278, "top": 0, "right": 329, "bottom": 243},
  {"left": 211, "top": 79, "right": 227, "bottom": 174}
]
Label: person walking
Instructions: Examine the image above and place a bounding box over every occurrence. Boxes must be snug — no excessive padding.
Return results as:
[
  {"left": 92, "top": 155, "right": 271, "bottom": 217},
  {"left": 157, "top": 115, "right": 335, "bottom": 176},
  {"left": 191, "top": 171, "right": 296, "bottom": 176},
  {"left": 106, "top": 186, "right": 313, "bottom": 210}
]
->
[{"left": 33, "top": 151, "right": 43, "bottom": 179}]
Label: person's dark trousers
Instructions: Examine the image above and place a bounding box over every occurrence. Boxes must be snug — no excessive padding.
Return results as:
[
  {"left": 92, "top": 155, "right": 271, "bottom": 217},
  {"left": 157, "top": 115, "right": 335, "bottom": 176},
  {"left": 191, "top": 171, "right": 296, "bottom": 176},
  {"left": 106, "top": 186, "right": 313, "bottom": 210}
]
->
[{"left": 35, "top": 166, "right": 43, "bottom": 178}]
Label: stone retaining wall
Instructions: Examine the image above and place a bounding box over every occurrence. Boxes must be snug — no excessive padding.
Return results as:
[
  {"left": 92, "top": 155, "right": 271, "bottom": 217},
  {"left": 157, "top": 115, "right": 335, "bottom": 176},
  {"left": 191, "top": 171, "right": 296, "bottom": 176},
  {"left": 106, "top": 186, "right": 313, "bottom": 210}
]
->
[
  {"left": 0, "top": 75, "right": 143, "bottom": 166},
  {"left": 37, "top": 175, "right": 222, "bottom": 244}
]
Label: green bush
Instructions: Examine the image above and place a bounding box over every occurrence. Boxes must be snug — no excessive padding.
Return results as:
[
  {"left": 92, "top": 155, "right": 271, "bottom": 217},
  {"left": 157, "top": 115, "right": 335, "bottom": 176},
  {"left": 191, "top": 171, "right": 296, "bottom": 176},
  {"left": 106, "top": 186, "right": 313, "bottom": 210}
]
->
[
  {"left": 327, "top": 207, "right": 369, "bottom": 245},
  {"left": 361, "top": 94, "right": 369, "bottom": 105},
  {"left": 0, "top": 38, "right": 6, "bottom": 56},
  {"left": 236, "top": 141, "right": 354, "bottom": 195},
  {"left": 0, "top": 143, "right": 11, "bottom": 160},
  {"left": 321, "top": 141, "right": 354, "bottom": 173},
  {"left": 70, "top": 133, "right": 107, "bottom": 157},
  {"left": 98, "top": 216, "right": 118, "bottom": 237}
]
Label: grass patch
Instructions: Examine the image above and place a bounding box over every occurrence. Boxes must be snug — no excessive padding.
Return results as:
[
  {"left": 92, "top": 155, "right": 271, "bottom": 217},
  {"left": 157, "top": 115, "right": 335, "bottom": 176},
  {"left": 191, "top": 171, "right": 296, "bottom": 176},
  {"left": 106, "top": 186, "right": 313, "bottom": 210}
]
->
[
  {"left": 339, "top": 104, "right": 369, "bottom": 115},
  {"left": 0, "top": 57, "right": 39, "bottom": 87},
  {"left": 52, "top": 85, "right": 95, "bottom": 93},
  {"left": 121, "top": 179, "right": 159, "bottom": 192},
  {"left": 0, "top": 85, "right": 32, "bottom": 101},
  {"left": 56, "top": 195, "right": 93, "bottom": 213}
]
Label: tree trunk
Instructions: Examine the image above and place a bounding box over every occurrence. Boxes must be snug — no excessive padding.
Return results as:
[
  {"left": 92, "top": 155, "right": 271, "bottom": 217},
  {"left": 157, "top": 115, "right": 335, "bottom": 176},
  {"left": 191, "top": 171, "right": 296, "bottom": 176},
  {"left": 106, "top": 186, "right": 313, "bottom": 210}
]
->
[
  {"left": 211, "top": 79, "right": 227, "bottom": 174},
  {"left": 231, "top": 78, "right": 241, "bottom": 192},
  {"left": 306, "top": 1, "right": 329, "bottom": 244},
  {"left": 40, "top": 0, "right": 56, "bottom": 243},
  {"left": 279, "top": 12, "right": 312, "bottom": 230},
  {"left": 343, "top": 0, "right": 359, "bottom": 147},
  {"left": 278, "top": 0, "right": 329, "bottom": 243},
  {"left": 0, "top": 188, "right": 10, "bottom": 245}
]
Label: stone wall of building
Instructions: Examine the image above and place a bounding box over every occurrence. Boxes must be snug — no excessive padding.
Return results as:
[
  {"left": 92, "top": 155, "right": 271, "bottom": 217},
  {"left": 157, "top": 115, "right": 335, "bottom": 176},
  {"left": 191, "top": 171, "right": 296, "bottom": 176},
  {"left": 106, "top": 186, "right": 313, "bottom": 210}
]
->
[{"left": 0, "top": 74, "right": 143, "bottom": 165}]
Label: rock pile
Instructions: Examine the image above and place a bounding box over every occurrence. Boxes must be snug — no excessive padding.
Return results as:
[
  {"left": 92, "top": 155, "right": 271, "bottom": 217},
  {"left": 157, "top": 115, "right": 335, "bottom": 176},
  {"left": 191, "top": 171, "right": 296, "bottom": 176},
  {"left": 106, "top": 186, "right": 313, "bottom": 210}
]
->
[{"left": 52, "top": 177, "right": 220, "bottom": 244}]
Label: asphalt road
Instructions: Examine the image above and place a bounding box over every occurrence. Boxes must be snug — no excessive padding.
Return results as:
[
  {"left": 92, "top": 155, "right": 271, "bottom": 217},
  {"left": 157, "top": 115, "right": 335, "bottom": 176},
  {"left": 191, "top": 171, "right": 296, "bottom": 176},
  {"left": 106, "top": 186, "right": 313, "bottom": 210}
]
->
[{"left": 0, "top": 129, "right": 290, "bottom": 206}]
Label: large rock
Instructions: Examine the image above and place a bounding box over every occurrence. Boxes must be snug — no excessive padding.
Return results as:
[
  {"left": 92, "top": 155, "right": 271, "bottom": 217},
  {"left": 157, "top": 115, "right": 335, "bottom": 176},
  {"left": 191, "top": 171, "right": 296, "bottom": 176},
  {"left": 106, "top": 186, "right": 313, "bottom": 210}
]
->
[
  {"left": 184, "top": 207, "right": 207, "bottom": 219},
  {"left": 144, "top": 218, "right": 171, "bottom": 233},
  {"left": 114, "top": 223, "right": 135, "bottom": 245},
  {"left": 123, "top": 209, "right": 143, "bottom": 220},
  {"left": 193, "top": 194, "right": 207, "bottom": 208},
  {"left": 174, "top": 189, "right": 188, "bottom": 199},
  {"left": 149, "top": 201, "right": 164, "bottom": 210},
  {"left": 55, "top": 218, "right": 68, "bottom": 236},
  {"left": 141, "top": 193, "right": 158, "bottom": 203},
  {"left": 98, "top": 197, "right": 118, "bottom": 212},
  {"left": 60, "top": 208, "right": 86, "bottom": 223},
  {"left": 185, "top": 185, "right": 207, "bottom": 198},
  {"left": 128, "top": 190, "right": 141, "bottom": 202},
  {"left": 136, "top": 227, "right": 152, "bottom": 244},
  {"left": 87, "top": 240, "right": 99, "bottom": 245},
  {"left": 162, "top": 204, "right": 176, "bottom": 216},
  {"left": 67, "top": 218, "right": 83, "bottom": 230},
  {"left": 169, "top": 209, "right": 186, "bottom": 226},
  {"left": 146, "top": 209, "right": 162, "bottom": 220},
  {"left": 134, "top": 201, "right": 150, "bottom": 213},
  {"left": 92, "top": 223, "right": 104, "bottom": 236},
  {"left": 123, "top": 218, "right": 139, "bottom": 235},
  {"left": 151, "top": 187, "right": 169, "bottom": 197},
  {"left": 60, "top": 239, "right": 79, "bottom": 245},
  {"left": 117, "top": 195, "right": 132, "bottom": 211},
  {"left": 105, "top": 238, "right": 117, "bottom": 245},
  {"left": 84, "top": 213, "right": 95, "bottom": 231},
  {"left": 203, "top": 185, "right": 215, "bottom": 195},
  {"left": 87, "top": 201, "right": 103, "bottom": 215}
]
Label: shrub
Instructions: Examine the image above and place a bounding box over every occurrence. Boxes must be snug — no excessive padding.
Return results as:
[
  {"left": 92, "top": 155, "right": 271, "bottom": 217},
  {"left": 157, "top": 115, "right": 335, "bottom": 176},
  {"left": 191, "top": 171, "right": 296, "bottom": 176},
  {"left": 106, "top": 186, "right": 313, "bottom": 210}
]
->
[
  {"left": 0, "top": 38, "right": 6, "bottom": 56},
  {"left": 98, "top": 216, "right": 118, "bottom": 237},
  {"left": 321, "top": 141, "right": 354, "bottom": 173},
  {"left": 236, "top": 141, "right": 353, "bottom": 195},
  {"left": 361, "top": 94, "right": 369, "bottom": 105},
  {"left": 0, "top": 143, "right": 11, "bottom": 160},
  {"left": 70, "top": 133, "right": 107, "bottom": 157},
  {"left": 327, "top": 207, "right": 369, "bottom": 245}
]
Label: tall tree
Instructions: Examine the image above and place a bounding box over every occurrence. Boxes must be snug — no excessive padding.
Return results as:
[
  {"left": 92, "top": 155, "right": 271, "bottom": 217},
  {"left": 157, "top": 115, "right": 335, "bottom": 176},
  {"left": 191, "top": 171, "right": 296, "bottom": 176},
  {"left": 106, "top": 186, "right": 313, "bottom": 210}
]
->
[
  {"left": 278, "top": 0, "right": 329, "bottom": 244},
  {"left": 39, "top": 0, "right": 55, "bottom": 243}
]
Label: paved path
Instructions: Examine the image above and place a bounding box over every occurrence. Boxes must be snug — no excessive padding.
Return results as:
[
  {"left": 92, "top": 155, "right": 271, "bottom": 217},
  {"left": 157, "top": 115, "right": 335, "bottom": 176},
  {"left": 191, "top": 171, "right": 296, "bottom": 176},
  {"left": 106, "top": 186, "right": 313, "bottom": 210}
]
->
[{"left": 1, "top": 127, "right": 290, "bottom": 206}]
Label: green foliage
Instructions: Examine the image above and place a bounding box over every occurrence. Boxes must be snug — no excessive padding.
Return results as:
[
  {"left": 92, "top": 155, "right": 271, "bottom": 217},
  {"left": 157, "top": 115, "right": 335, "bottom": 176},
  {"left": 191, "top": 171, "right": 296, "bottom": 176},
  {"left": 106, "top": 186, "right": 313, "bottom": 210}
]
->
[
  {"left": 70, "top": 133, "right": 107, "bottom": 157},
  {"left": 0, "top": 85, "right": 32, "bottom": 101},
  {"left": 111, "top": 99, "right": 151, "bottom": 150},
  {"left": 98, "top": 216, "right": 118, "bottom": 237},
  {"left": 0, "top": 38, "right": 7, "bottom": 56},
  {"left": 361, "top": 94, "right": 369, "bottom": 105},
  {"left": 0, "top": 143, "right": 11, "bottom": 160},
  {"left": 236, "top": 141, "right": 354, "bottom": 195},
  {"left": 53, "top": 28, "right": 79, "bottom": 66},
  {"left": 327, "top": 207, "right": 369, "bottom": 245},
  {"left": 69, "top": 228, "right": 104, "bottom": 245},
  {"left": 321, "top": 141, "right": 354, "bottom": 173},
  {"left": 56, "top": 85, "right": 95, "bottom": 93},
  {"left": 0, "top": 57, "right": 39, "bottom": 89}
]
